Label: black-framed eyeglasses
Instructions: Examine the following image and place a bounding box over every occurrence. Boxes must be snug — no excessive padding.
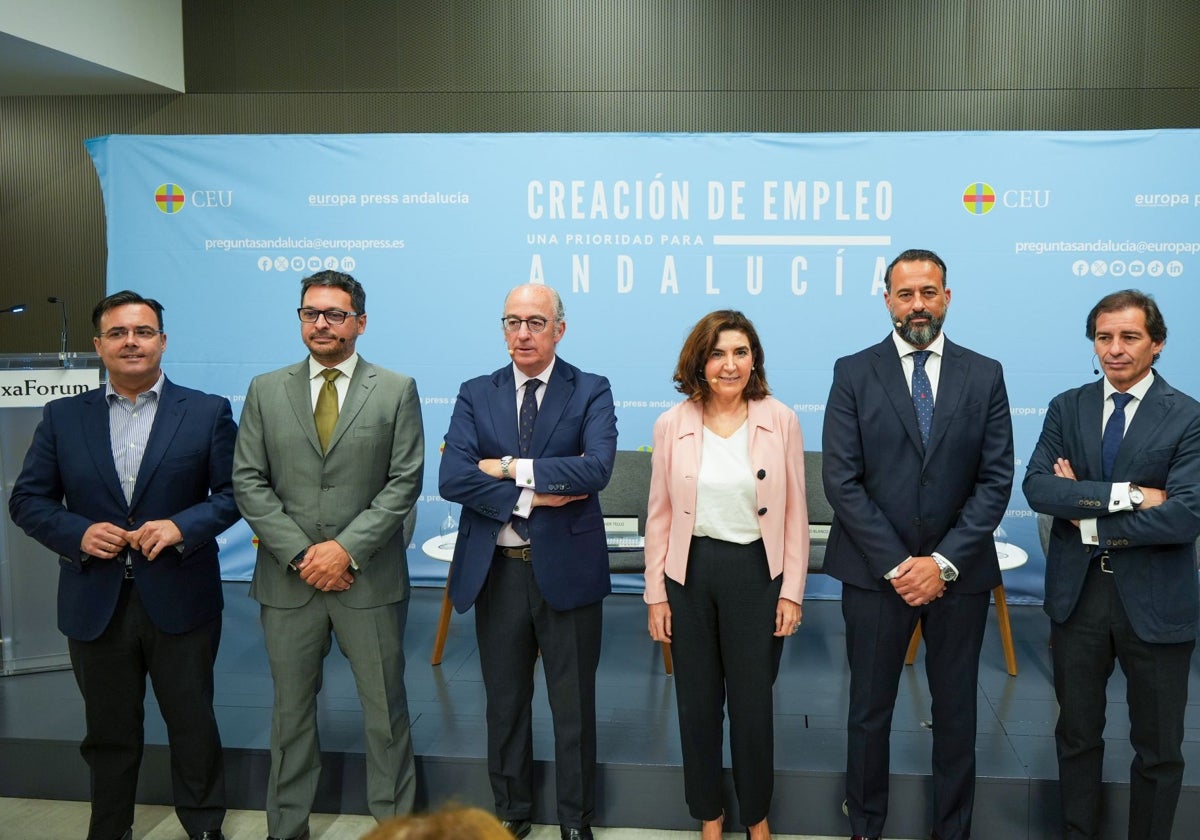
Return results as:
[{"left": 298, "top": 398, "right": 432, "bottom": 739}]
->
[
  {"left": 96, "top": 326, "right": 163, "bottom": 341},
  {"left": 501, "top": 316, "right": 551, "bottom": 334},
  {"left": 298, "top": 307, "right": 359, "bottom": 325}
]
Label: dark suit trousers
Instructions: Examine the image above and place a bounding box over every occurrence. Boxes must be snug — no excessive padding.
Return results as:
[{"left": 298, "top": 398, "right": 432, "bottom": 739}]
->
[
  {"left": 842, "top": 582, "right": 988, "bottom": 840},
  {"left": 1052, "top": 560, "right": 1194, "bottom": 840},
  {"left": 475, "top": 554, "right": 603, "bottom": 829},
  {"left": 665, "top": 536, "right": 783, "bottom": 828},
  {"left": 68, "top": 581, "right": 225, "bottom": 840}
]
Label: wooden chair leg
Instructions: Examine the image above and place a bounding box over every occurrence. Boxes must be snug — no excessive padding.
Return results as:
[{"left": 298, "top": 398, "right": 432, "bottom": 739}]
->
[
  {"left": 905, "top": 619, "right": 922, "bottom": 665},
  {"left": 993, "top": 583, "right": 1018, "bottom": 676},
  {"left": 431, "top": 586, "right": 454, "bottom": 666},
  {"left": 661, "top": 641, "right": 673, "bottom": 675}
]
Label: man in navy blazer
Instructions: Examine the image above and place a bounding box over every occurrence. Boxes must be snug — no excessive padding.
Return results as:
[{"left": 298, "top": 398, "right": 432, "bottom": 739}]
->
[
  {"left": 1024, "top": 289, "right": 1200, "bottom": 840},
  {"left": 9, "top": 290, "right": 238, "bottom": 840},
  {"left": 822, "top": 250, "right": 1013, "bottom": 840},
  {"left": 439, "top": 283, "right": 617, "bottom": 840}
]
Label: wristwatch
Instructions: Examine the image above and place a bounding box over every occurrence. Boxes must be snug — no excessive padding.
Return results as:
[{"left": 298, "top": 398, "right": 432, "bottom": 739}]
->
[
  {"left": 933, "top": 556, "right": 958, "bottom": 582},
  {"left": 499, "top": 455, "right": 514, "bottom": 480},
  {"left": 1129, "top": 484, "right": 1144, "bottom": 509}
]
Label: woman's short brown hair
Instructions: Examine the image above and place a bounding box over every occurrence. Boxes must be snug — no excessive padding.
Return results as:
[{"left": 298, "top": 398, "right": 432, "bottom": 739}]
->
[{"left": 672, "top": 309, "right": 771, "bottom": 402}]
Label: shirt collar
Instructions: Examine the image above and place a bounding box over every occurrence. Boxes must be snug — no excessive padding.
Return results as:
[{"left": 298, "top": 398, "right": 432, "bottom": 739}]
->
[
  {"left": 512, "top": 357, "right": 555, "bottom": 391},
  {"left": 1104, "top": 370, "right": 1155, "bottom": 403},
  {"left": 105, "top": 371, "right": 165, "bottom": 404},
  {"left": 309, "top": 352, "right": 359, "bottom": 382},
  {"left": 892, "top": 330, "right": 947, "bottom": 359}
]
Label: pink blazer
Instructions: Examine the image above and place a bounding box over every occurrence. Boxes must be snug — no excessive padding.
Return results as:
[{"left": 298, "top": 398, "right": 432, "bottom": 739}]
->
[{"left": 643, "top": 396, "right": 809, "bottom": 605}]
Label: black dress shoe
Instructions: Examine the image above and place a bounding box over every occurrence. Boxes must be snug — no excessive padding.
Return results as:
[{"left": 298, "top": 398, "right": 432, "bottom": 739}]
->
[
  {"left": 560, "top": 827, "right": 593, "bottom": 840},
  {"left": 266, "top": 830, "right": 309, "bottom": 840},
  {"left": 191, "top": 832, "right": 224, "bottom": 840},
  {"left": 115, "top": 830, "right": 132, "bottom": 840},
  {"left": 500, "top": 818, "right": 532, "bottom": 838},
  {"left": 850, "top": 836, "right": 880, "bottom": 840}
]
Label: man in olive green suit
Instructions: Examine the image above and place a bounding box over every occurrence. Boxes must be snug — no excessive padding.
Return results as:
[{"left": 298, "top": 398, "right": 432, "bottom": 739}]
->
[{"left": 233, "top": 271, "right": 424, "bottom": 840}]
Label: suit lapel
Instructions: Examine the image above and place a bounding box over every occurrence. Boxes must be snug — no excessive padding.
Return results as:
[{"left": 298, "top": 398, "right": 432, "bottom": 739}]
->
[
  {"left": 129, "top": 380, "right": 184, "bottom": 510},
  {"left": 1113, "top": 375, "right": 1170, "bottom": 477},
  {"left": 488, "top": 366, "right": 520, "bottom": 452},
  {"left": 1080, "top": 380, "right": 1106, "bottom": 480},
  {"left": 285, "top": 359, "right": 324, "bottom": 455},
  {"left": 82, "top": 389, "right": 128, "bottom": 510},
  {"left": 326, "top": 359, "right": 376, "bottom": 454},
  {"left": 924, "top": 340, "right": 967, "bottom": 461},
  {"left": 529, "top": 362, "right": 574, "bottom": 457},
  {"left": 870, "top": 337, "right": 925, "bottom": 453}
]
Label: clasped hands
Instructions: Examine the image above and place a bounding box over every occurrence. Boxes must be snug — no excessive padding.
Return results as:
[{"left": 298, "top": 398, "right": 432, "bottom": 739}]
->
[
  {"left": 296, "top": 540, "right": 355, "bottom": 592},
  {"left": 1053, "top": 457, "right": 1166, "bottom": 528},
  {"left": 476, "top": 457, "right": 587, "bottom": 508},
  {"left": 890, "top": 555, "right": 945, "bottom": 606},
  {"left": 81, "top": 519, "right": 182, "bottom": 562}
]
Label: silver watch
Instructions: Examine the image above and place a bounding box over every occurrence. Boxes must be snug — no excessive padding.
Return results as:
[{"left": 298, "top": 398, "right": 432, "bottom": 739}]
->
[
  {"left": 1129, "top": 484, "right": 1144, "bottom": 508},
  {"left": 500, "top": 455, "right": 514, "bottom": 479},
  {"left": 934, "top": 556, "right": 958, "bottom": 582}
]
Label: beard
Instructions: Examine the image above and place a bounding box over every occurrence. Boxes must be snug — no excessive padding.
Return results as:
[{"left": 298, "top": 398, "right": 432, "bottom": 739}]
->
[{"left": 893, "top": 310, "right": 945, "bottom": 348}]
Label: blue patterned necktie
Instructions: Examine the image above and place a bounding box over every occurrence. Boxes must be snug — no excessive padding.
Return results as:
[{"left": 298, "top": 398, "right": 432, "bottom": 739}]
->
[
  {"left": 512, "top": 378, "right": 541, "bottom": 541},
  {"left": 1102, "top": 392, "right": 1133, "bottom": 481},
  {"left": 911, "top": 351, "right": 934, "bottom": 447}
]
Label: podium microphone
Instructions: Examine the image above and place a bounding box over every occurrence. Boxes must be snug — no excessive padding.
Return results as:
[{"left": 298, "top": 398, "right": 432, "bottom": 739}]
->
[{"left": 47, "top": 296, "right": 68, "bottom": 354}]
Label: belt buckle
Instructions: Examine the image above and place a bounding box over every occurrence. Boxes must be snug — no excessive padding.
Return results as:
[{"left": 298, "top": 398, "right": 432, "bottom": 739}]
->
[
  {"left": 515, "top": 546, "right": 531, "bottom": 561},
  {"left": 123, "top": 559, "right": 135, "bottom": 580},
  {"left": 1099, "top": 552, "right": 1114, "bottom": 574}
]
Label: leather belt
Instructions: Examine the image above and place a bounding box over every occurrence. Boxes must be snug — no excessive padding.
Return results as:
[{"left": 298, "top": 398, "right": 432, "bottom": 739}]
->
[
  {"left": 1096, "top": 551, "right": 1114, "bottom": 574},
  {"left": 495, "top": 545, "right": 532, "bottom": 561}
]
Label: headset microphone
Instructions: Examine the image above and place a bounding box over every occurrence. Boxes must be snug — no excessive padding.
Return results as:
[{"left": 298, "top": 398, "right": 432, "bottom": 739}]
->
[
  {"left": 894, "top": 320, "right": 903, "bottom": 328},
  {"left": 1092, "top": 354, "right": 1100, "bottom": 375}
]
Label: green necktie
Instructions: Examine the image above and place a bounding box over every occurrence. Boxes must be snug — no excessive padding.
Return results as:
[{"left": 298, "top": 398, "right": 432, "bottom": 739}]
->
[{"left": 314, "top": 368, "right": 341, "bottom": 452}]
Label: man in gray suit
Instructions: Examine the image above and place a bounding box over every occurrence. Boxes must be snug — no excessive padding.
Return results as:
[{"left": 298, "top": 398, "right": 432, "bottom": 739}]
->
[{"left": 233, "top": 270, "right": 424, "bottom": 840}]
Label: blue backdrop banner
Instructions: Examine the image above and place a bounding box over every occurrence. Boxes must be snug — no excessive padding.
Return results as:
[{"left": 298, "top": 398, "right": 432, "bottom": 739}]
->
[{"left": 86, "top": 130, "right": 1200, "bottom": 603}]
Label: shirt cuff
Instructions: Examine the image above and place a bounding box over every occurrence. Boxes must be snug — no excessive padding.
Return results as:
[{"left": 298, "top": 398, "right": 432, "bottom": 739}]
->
[
  {"left": 1079, "top": 518, "right": 1100, "bottom": 545},
  {"left": 1109, "top": 481, "right": 1132, "bottom": 512},
  {"left": 514, "top": 458, "right": 537, "bottom": 490},
  {"left": 883, "top": 557, "right": 910, "bottom": 581},
  {"left": 512, "top": 488, "right": 535, "bottom": 520}
]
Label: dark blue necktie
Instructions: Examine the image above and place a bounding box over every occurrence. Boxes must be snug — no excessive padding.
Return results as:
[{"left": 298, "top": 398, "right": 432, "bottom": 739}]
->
[
  {"left": 1102, "top": 392, "right": 1133, "bottom": 481},
  {"left": 512, "top": 379, "right": 541, "bottom": 541},
  {"left": 911, "top": 351, "right": 934, "bottom": 447}
]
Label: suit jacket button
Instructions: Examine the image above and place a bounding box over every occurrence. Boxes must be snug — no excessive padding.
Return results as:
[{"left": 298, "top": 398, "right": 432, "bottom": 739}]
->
[
  {"left": 127, "top": 517, "right": 135, "bottom": 525},
  {"left": 758, "top": 507, "right": 767, "bottom": 516},
  {"left": 757, "top": 469, "right": 766, "bottom": 479}
]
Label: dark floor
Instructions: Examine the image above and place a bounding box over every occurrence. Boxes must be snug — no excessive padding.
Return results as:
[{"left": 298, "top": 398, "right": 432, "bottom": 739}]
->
[{"left": 2, "top": 583, "right": 1199, "bottom": 840}]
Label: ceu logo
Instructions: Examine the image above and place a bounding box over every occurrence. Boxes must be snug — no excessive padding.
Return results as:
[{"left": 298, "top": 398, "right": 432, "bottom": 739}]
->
[
  {"left": 961, "top": 182, "right": 996, "bottom": 215},
  {"left": 155, "top": 183, "right": 186, "bottom": 214}
]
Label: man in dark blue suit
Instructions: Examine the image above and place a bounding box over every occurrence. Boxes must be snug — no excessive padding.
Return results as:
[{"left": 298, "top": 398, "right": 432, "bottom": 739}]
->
[
  {"left": 822, "top": 249, "right": 1013, "bottom": 840},
  {"left": 9, "top": 290, "right": 239, "bottom": 840},
  {"left": 439, "top": 283, "right": 617, "bottom": 840},
  {"left": 1024, "top": 289, "right": 1200, "bottom": 840}
]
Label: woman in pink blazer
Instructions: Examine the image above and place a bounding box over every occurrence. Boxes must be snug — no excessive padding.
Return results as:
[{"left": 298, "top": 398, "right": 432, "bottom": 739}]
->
[{"left": 645, "top": 310, "right": 809, "bottom": 840}]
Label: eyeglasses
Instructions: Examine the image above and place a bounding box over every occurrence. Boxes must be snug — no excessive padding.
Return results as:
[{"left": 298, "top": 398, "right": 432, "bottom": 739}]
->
[
  {"left": 96, "top": 326, "right": 163, "bottom": 341},
  {"left": 298, "top": 307, "right": 359, "bottom": 325},
  {"left": 501, "top": 316, "right": 551, "bottom": 334}
]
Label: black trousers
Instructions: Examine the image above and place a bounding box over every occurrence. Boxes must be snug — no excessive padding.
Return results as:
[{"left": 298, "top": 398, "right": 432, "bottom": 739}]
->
[
  {"left": 474, "top": 554, "right": 603, "bottom": 829},
  {"left": 842, "top": 582, "right": 989, "bottom": 840},
  {"left": 665, "top": 536, "right": 783, "bottom": 828},
  {"left": 68, "top": 582, "right": 225, "bottom": 840},
  {"left": 1052, "top": 560, "right": 1194, "bottom": 840}
]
